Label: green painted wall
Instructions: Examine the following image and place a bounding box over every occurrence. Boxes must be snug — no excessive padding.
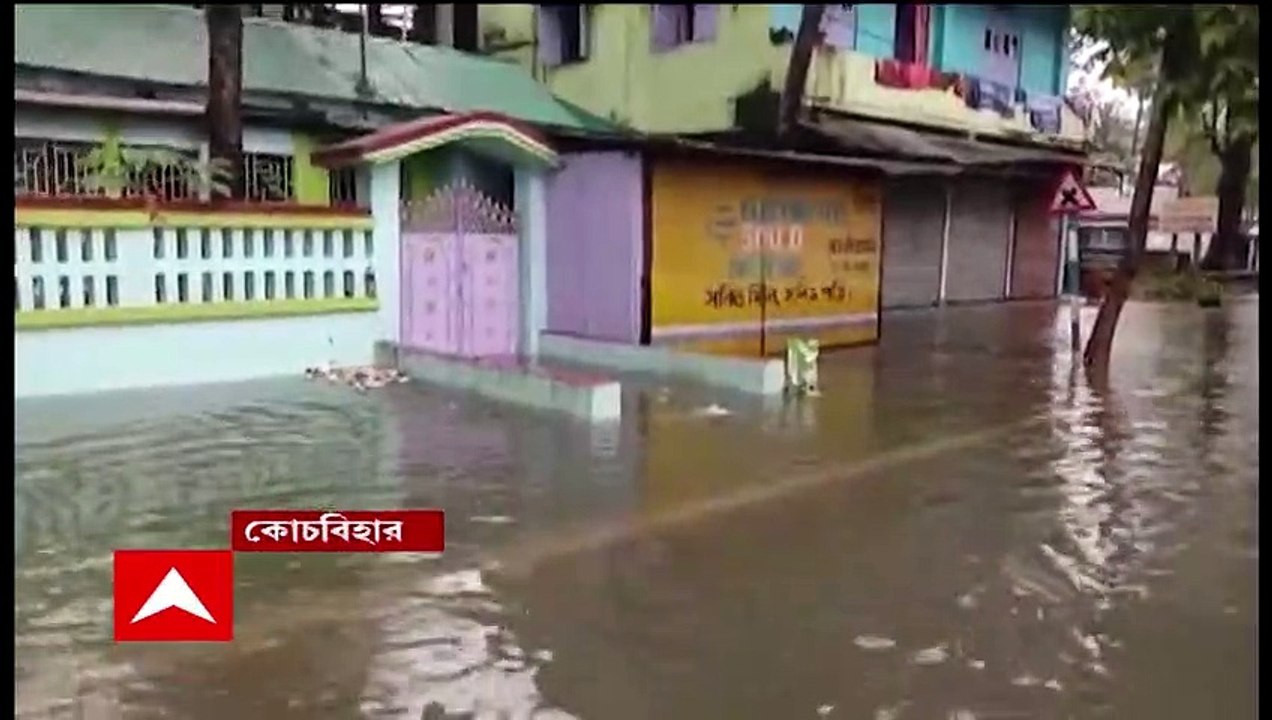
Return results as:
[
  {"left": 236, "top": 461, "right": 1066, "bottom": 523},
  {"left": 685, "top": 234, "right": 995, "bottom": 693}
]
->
[
  {"left": 480, "top": 5, "right": 790, "bottom": 134},
  {"left": 478, "top": 4, "right": 1083, "bottom": 144},
  {"left": 403, "top": 153, "right": 445, "bottom": 200},
  {"left": 401, "top": 148, "right": 516, "bottom": 208},
  {"left": 291, "top": 132, "right": 329, "bottom": 206}
]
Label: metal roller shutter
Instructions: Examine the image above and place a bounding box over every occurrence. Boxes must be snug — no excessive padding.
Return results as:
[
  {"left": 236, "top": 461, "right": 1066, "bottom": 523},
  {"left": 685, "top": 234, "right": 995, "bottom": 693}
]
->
[
  {"left": 881, "top": 178, "right": 946, "bottom": 309},
  {"left": 945, "top": 179, "right": 1012, "bottom": 303}
]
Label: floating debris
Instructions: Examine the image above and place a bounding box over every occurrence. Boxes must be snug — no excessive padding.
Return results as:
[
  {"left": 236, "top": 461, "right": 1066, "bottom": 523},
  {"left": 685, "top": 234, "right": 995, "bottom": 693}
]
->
[
  {"left": 874, "top": 703, "right": 908, "bottom": 720},
  {"left": 1011, "top": 674, "right": 1041, "bottom": 687},
  {"left": 1043, "top": 679, "right": 1064, "bottom": 692},
  {"left": 817, "top": 704, "right": 835, "bottom": 717},
  {"left": 967, "top": 659, "right": 986, "bottom": 670},
  {"left": 854, "top": 635, "right": 897, "bottom": 651},
  {"left": 912, "top": 644, "right": 950, "bottom": 666},
  {"left": 304, "top": 364, "right": 409, "bottom": 392},
  {"left": 692, "top": 403, "right": 732, "bottom": 418},
  {"left": 470, "top": 515, "right": 514, "bottom": 525}
]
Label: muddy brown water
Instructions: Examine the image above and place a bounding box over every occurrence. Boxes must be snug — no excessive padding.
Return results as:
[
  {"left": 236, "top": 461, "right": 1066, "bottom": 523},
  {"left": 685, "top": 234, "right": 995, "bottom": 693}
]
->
[{"left": 15, "top": 300, "right": 1257, "bottom": 719}]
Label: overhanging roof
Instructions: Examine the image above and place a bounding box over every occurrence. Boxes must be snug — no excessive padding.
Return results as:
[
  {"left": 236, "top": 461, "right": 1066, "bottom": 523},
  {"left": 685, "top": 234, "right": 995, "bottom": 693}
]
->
[
  {"left": 15, "top": 89, "right": 205, "bottom": 116},
  {"left": 806, "top": 115, "right": 1089, "bottom": 168},
  {"left": 14, "top": 4, "right": 621, "bottom": 135},
  {"left": 665, "top": 138, "right": 960, "bottom": 176},
  {"left": 312, "top": 111, "right": 558, "bottom": 169}
]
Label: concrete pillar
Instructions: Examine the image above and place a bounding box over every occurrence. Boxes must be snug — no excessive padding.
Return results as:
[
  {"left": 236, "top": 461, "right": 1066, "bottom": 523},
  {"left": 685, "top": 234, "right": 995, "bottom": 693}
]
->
[
  {"left": 515, "top": 169, "right": 548, "bottom": 358},
  {"left": 370, "top": 160, "right": 402, "bottom": 345}
]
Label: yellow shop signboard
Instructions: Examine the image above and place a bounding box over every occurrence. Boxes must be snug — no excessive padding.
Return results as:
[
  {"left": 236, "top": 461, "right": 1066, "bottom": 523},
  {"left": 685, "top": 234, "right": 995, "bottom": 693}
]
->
[{"left": 650, "top": 159, "right": 882, "bottom": 354}]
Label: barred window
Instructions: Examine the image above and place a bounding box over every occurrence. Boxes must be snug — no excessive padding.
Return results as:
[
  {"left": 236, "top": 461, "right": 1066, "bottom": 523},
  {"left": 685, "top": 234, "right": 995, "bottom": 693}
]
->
[
  {"left": 15, "top": 138, "right": 199, "bottom": 201},
  {"left": 15, "top": 139, "right": 99, "bottom": 198},
  {"left": 243, "top": 152, "right": 295, "bottom": 202},
  {"left": 329, "top": 166, "right": 361, "bottom": 206}
]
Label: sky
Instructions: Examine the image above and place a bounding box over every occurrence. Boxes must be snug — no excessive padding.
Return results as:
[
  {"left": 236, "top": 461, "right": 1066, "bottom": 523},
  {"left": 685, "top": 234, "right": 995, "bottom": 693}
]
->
[{"left": 1067, "top": 38, "right": 1143, "bottom": 120}]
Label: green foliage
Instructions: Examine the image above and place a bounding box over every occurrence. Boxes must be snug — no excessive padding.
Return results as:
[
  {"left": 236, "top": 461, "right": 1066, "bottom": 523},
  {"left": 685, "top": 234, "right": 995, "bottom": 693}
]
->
[
  {"left": 1133, "top": 268, "right": 1225, "bottom": 303},
  {"left": 1087, "top": 99, "right": 1138, "bottom": 170},
  {"left": 193, "top": 157, "right": 237, "bottom": 200},
  {"left": 82, "top": 129, "right": 237, "bottom": 200},
  {"left": 1073, "top": 5, "right": 1259, "bottom": 149},
  {"left": 80, "top": 130, "right": 138, "bottom": 199}
]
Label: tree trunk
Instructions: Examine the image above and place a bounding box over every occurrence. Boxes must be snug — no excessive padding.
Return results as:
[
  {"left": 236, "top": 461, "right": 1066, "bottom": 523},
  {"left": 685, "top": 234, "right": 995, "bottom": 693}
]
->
[
  {"left": 1082, "top": 71, "right": 1174, "bottom": 369},
  {"left": 778, "top": 4, "right": 825, "bottom": 139},
  {"left": 452, "top": 3, "right": 479, "bottom": 51},
  {"left": 308, "top": 4, "right": 335, "bottom": 28},
  {"left": 366, "top": 4, "right": 388, "bottom": 37},
  {"left": 1126, "top": 91, "right": 1145, "bottom": 195},
  {"left": 1202, "top": 134, "right": 1255, "bottom": 270},
  {"left": 409, "top": 4, "right": 436, "bottom": 43},
  {"left": 206, "top": 4, "right": 245, "bottom": 199}
]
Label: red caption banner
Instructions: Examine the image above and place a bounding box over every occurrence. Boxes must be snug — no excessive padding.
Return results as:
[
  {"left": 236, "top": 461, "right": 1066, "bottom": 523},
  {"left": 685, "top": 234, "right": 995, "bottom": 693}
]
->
[{"left": 230, "top": 510, "right": 445, "bottom": 553}]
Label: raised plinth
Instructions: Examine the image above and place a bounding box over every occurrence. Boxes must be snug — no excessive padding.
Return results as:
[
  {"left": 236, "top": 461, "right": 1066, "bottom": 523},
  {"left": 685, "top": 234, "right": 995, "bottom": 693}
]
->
[
  {"left": 537, "top": 333, "right": 786, "bottom": 396},
  {"left": 383, "top": 343, "right": 622, "bottom": 422}
]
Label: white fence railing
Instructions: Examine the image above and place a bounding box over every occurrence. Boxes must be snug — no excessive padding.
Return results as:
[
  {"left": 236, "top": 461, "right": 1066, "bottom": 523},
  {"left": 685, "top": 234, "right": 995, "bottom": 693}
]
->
[{"left": 15, "top": 217, "right": 378, "bottom": 325}]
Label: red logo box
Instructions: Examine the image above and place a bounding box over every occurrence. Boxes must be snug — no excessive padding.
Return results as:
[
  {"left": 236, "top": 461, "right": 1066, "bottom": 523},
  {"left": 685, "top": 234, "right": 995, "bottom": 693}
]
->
[
  {"left": 113, "top": 549, "right": 234, "bottom": 643},
  {"left": 230, "top": 509, "right": 445, "bottom": 553}
]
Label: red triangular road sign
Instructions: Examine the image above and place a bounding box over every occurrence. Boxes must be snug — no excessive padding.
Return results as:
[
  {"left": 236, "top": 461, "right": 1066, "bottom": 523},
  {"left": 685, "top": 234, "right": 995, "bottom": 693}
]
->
[{"left": 1049, "top": 169, "right": 1097, "bottom": 214}]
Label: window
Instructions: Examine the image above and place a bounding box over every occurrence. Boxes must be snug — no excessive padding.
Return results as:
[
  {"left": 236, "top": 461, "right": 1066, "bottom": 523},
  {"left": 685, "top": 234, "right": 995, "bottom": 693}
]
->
[
  {"left": 243, "top": 152, "right": 294, "bottom": 202},
  {"left": 537, "top": 5, "right": 591, "bottom": 67},
  {"left": 14, "top": 138, "right": 198, "bottom": 201},
  {"left": 983, "top": 27, "right": 1020, "bottom": 59},
  {"left": 329, "top": 166, "right": 362, "bottom": 207},
  {"left": 651, "top": 5, "right": 718, "bottom": 51}
]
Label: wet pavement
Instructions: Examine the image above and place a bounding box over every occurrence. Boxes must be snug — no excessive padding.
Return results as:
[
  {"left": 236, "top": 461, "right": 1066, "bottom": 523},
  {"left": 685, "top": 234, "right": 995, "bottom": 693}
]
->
[{"left": 15, "top": 299, "right": 1258, "bottom": 719}]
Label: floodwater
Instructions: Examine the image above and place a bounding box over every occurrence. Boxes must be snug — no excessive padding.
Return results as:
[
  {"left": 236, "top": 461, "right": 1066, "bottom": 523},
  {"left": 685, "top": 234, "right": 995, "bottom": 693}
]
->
[{"left": 15, "top": 299, "right": 1258, "bottom": 720}]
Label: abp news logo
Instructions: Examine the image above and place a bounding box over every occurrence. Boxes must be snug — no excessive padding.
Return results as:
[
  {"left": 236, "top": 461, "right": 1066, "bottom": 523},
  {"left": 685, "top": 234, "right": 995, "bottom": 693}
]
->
[
  {"left": 113, "top": 509, "right": 445, "bottom": 642},
  {"left": 113, "top": 550, "right": 235, "bottom": 642}
]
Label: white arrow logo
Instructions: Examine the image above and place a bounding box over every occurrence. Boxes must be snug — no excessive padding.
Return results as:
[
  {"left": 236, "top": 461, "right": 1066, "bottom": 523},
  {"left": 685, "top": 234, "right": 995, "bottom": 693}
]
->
[{"left": 130, "top": 567, "right": 217, "bottom": 625}]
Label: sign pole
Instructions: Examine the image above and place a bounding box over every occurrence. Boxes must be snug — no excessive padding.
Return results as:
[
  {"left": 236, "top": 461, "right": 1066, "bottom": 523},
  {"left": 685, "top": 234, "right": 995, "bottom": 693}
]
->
[
  {"left": 1063, "top": 213, "right": 1080, "bottom": 355},
  {"left": 1047, "top": 167, "right": 1097, "bottom": 359}
]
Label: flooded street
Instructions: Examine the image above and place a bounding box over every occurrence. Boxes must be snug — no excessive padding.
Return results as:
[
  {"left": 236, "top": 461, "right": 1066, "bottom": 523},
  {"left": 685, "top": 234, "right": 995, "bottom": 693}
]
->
[{"left": 15, "top": 300, "right": 1257, "bottom": 719}]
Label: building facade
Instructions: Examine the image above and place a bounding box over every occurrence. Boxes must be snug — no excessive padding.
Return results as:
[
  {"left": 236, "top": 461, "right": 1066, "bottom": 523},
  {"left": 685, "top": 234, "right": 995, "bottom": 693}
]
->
[
  {"left": 13, "top": 5, "right": 598, "bottom": 397},
  {"left": 540, "top": 143, "right": 889, "bottom": 356},
  {"left": 481, "top": 4, "right": 1087, "bottom": 338},
  {"left": 480, "top": 5, "right": 1081, "bottom": 142}
]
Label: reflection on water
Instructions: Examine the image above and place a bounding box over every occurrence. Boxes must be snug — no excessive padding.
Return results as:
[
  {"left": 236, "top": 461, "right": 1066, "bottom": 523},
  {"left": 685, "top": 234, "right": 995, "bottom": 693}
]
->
[{"left": 15, "top": 300, "right": 1257, "bottom": 719}]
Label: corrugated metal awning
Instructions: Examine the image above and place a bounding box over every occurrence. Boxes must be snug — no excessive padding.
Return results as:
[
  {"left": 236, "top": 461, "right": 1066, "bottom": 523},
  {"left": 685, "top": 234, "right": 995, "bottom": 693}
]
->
[
  {"left": 665, "top": 138, "right": 961, "bottom": 176},
  {"left": 806, "top": 115, "right": 1088, "bottom": 168}
]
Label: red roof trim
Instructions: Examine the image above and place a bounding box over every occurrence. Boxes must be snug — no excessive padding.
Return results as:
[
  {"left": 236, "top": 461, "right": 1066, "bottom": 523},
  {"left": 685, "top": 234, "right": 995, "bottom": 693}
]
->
[{"left": 312, "top": 111, "right": 554, "bottom": 168}]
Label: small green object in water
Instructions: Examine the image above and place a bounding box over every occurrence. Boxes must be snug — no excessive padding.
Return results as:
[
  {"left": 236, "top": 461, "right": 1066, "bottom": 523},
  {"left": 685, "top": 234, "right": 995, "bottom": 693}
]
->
[{"left": 785, "top": 338, "right": 820, "bottom": 395}]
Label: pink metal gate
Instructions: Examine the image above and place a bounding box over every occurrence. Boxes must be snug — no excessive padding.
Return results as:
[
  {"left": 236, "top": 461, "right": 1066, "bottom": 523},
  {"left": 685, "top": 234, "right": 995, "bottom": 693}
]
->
[{"left": 400, "top": 181, "right": 520, "bottom": 358}]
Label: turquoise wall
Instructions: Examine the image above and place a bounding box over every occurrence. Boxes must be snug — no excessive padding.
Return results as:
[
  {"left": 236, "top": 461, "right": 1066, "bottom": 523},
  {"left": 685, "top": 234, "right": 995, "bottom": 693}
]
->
[
  {"left": 933, "top": 5, "right": 992, "bottom": 77},
  {"left": 931, "top": 4, "right": 1066, "bottom": 96},
  {"left": 1019, "top": 6, "right": 1068, "bottom": 96},
  {"left": 854, "top": 5, "right": 896, "bottom": 59},
  {"left": 766, "top": 3, "right": 1062, "bottom": 92}
]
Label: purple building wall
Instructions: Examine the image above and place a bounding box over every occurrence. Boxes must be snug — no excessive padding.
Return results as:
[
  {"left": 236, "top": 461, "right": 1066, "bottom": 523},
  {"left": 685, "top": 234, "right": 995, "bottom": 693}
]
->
[{"left": 544, "top": 151, "right": 645, "bottom": 344}]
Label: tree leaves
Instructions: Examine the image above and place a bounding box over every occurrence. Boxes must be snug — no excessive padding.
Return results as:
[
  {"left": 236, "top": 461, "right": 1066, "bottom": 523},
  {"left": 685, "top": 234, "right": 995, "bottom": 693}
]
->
[
  {"left": 1073, "top": 5, "right": 1259, "bottom": 152},
  {"left": 82, "top": 129, "right": 241, "bottom": 201}
]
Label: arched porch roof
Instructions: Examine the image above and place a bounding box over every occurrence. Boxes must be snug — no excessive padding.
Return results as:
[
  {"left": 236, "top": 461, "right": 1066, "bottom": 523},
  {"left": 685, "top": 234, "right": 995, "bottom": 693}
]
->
[{"left": 312, "top": 111, "right": 558, "bottom": 170}]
